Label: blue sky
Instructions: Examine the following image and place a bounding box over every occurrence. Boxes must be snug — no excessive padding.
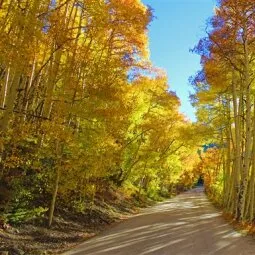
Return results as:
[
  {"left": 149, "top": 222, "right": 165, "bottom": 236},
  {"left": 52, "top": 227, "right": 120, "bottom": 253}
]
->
[{"left": 142, "top": 0, "right": 216, "bottom": 121}]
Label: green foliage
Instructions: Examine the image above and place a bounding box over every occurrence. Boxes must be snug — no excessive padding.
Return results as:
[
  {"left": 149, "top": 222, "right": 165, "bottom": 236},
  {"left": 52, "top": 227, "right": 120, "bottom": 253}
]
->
[
  {"left": 146, "top": 178, "right": 162, "bottom": 201},
  {"left": 4, "top": 207, "right": 48, "bottom": 224},
  {"left": 208, "top": 178, "right": 224, "bottom": 206}
]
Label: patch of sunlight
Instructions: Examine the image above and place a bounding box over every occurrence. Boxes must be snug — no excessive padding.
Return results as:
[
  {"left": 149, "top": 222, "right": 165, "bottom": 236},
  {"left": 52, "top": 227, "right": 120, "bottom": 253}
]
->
[
  {"left": 198, "top": 213, "right": 221, "bottom": 219},
  {"left": 140, "top": 238, "right": 185, "bottom": 254},
  {"left": 214, "top": 223, "right": 229, "bottom": 229},
  {"left": 144, "top": 200, "right": 201, "bottom": 212},
  {"left": 179, "top": 213, "right": 219, "bottom": 221},
  {"left": 151, "top": 222, "right": 187, "bottom": 230},
  {"left": 223, "top": 232, "right": 242, "bottom": 238},
  {"left": 214, "top": 230, "right": 229, "bottom": 235},
  {"left": 214, "top": 240, "right": 232, "bottom": 249},
  {"left": 100, "top": 236, "right": 152, "bottom": 253},
  {"left": 179, "top": 228, "right": 204, "bottom": 236},
  {"left": 94, "top": 225, "right": 150, "bottom": 241}
]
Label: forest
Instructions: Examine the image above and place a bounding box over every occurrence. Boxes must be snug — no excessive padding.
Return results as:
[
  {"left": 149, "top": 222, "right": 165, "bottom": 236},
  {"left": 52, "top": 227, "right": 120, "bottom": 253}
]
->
[
  {"left": 1, "top": 0, "right": 255, "bottom": 253},
  {"left": 0, "top": 0, "right": 200, "bottom": 229},
  {"left": 193, "top": 0, "right": 255, "bottom": 222}
]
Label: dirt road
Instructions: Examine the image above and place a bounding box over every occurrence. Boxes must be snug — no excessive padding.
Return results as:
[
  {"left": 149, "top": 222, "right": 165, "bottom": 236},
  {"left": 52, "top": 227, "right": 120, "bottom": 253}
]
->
[{"left": 63, "top": 188, "right": 255, "bottom": 255}]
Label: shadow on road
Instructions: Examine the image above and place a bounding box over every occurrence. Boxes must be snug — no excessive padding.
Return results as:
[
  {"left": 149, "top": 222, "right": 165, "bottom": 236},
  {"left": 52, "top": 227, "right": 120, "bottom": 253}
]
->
[{"left": 63, "top": 188, "right": 255, "bottom": 255}]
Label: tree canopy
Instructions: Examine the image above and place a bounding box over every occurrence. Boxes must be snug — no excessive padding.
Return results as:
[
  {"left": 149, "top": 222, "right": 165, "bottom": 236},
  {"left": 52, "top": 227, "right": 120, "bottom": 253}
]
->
[{"left": 0, "top": 0, "right": 200, "bottom": 227}]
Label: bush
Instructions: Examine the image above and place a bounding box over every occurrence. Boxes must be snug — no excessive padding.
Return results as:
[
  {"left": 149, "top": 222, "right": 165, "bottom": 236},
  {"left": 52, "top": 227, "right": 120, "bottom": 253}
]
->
[{"left": 4, "top": 207, "right": 48, "bottom": 224}]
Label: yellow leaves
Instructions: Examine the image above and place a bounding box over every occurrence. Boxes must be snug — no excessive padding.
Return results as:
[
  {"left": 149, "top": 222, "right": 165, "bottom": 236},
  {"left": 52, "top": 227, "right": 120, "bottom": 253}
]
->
[
  {"left": 41, "top": 120, "right": 73, "bottom": 145},
  {"left": 107, "top": 0, "right": 151, "bottom": 57},
  {"left": 3, "top": 155, "right": 24, "bottom": 169},
  {"left": 0, "top": 0, "right": 203, "bottom": 215},
  {"left": 204, "top": 59, "right": 230, "bottom": 91},
  {"left": 197, "top": 90, "right": 217, "bottom": 104}
]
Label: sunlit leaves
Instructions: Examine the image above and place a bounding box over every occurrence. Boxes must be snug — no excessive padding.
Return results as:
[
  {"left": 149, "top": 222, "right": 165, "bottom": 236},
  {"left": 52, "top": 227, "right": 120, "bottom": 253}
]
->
[{"left": 0, "top": 0, "right": 200, "bottom": 225}]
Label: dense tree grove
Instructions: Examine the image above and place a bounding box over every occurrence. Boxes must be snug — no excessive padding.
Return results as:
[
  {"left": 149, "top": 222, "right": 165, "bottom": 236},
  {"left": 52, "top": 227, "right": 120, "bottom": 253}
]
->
[
  {"left": 193, "top": 0, "right": 255, "bottom": 222},
  {"left": 0, "top": 0, "right": 199, "bottom": 227}
]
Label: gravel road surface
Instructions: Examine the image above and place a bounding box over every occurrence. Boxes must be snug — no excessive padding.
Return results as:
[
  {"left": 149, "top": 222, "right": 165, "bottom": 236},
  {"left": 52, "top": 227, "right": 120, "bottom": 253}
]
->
[{"left": 63, "top": 188, "right": 255, "bottom": 255}]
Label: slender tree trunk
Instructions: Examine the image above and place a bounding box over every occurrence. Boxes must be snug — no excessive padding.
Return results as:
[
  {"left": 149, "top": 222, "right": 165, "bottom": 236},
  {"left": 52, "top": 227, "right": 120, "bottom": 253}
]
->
[
  {"left": 231, "top": 73, "right": 242, "bottom": 217},
  {"left": 48, "top": 165, "right": 60, "bottom": 227},
  {"left": 48, "top": 140, "right": 62, "bottom": 227},
  {"left": 240, "top": 31, "right": 251, "bottom": 220},
  {"left": 1, "top": 65, "right": 10, "bottom": 108},
  {"left": 0, "top": 71, "right": 20, "bottom": 132},
  {"left": 224, "top": 98, "right": 232, "bottom": 208},
  {"left": 248, "top": 96, "right": 255, "bottom": 222},
  {"left": 23, "top": 57, "right": 36, "bottom": 122}
]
